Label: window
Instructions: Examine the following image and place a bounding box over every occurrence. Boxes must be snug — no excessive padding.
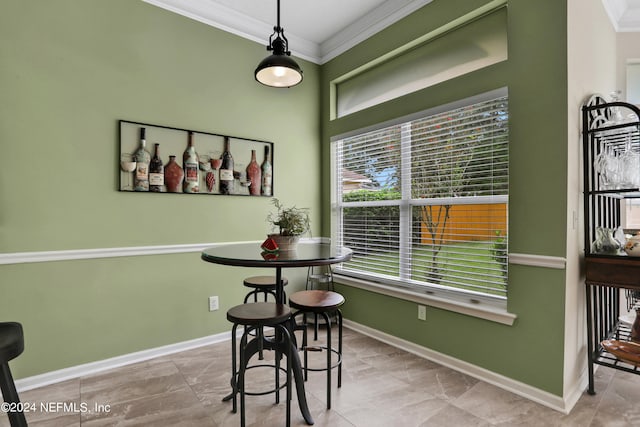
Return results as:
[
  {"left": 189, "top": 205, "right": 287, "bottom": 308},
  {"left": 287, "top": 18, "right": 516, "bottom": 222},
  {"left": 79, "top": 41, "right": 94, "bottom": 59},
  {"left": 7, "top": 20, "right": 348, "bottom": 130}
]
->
[
  {"left": 332, "top": 89, "right": 509, "bottom": 306},
  {"left": 335, "top": 6, "right": 507, "bottom": 118}
]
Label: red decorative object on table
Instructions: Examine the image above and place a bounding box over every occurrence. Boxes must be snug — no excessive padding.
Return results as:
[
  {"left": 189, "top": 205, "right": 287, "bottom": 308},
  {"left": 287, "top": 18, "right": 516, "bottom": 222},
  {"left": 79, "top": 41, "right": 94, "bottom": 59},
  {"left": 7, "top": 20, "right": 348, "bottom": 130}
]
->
[{"left": 261, "top": 237, "right": 279, "bottom": 252}]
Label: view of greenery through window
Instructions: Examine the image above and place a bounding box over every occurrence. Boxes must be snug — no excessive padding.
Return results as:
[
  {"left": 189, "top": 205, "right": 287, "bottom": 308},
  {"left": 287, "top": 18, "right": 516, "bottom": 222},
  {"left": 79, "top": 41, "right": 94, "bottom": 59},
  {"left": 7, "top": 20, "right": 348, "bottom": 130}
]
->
[{"left": 334, "top": 93, "right": 509, "bottom": 299}]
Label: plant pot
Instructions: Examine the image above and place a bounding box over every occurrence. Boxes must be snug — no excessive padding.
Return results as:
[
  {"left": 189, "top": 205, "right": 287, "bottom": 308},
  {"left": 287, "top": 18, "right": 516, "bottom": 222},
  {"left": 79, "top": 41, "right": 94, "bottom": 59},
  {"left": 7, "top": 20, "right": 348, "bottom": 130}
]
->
[{"left": 268, "top": 234, "right": 300, "bottom": 251}]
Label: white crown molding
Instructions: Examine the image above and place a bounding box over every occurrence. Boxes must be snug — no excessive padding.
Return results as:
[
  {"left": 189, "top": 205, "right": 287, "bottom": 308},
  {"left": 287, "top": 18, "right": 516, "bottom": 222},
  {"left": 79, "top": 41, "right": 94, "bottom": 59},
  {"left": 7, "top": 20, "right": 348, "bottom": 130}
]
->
[
  {"left": 142, "top": 0, "right": 433, "bottom": 64},
  {"left": 319, "top": 0, "right": 433, "bottom": 64},
  {"left": 141, "top": 0, "right": 320, "bottom": 62},
  {"left": 602, "top": 0, "right": 640, "bottom": 32}
]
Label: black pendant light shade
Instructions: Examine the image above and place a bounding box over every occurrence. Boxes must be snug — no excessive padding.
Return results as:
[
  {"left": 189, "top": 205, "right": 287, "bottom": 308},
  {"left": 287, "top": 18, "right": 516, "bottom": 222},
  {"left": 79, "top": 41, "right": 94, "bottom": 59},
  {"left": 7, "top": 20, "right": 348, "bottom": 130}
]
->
[{"left": 255, "top": 0, "right": 303, "bottom": 88}]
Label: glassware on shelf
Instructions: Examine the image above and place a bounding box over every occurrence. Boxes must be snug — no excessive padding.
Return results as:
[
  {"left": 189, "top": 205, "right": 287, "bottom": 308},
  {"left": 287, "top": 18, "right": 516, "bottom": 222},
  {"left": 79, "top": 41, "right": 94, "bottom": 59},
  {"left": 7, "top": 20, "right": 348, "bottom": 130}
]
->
[
  {"left": 591, "top": 226, "right": 625, "bottom": 255},
  {"left": 595, "top": 134, "right": 640, "bottom": 191},
  {"left": 609, "top": 91, "right": 626, "bottom": 125},
  {"left": 595, "top": 145, "right": 621, "bottom": 189},
  {"left": 620, "top": 135, "right": 640, "bottom": 188},
  {"left": 120, "top": 153, "right": 136, "bottom": 190}
]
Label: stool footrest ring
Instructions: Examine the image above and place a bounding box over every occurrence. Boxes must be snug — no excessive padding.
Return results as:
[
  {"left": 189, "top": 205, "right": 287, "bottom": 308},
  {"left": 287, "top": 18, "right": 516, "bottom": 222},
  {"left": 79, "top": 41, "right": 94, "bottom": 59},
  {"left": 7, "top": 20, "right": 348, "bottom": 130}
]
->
[
  {"left": 301, "top": 346, "right": 342, "bottom": 372},
  {"left": 232, "top": 364, "right": 289, "bottom": 396}
]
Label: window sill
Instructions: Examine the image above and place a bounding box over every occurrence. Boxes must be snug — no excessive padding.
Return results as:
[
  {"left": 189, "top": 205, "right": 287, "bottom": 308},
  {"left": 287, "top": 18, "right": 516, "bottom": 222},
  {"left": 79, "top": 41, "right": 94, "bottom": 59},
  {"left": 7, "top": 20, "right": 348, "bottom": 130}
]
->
[{"left": 335, "top": 274, "right": 517, "bottom": 326}]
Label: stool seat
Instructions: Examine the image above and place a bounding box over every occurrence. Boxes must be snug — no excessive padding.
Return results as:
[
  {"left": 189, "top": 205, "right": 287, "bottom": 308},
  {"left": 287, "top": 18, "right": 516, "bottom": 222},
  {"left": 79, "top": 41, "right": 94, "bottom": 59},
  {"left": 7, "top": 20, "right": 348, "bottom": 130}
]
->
[
  {"left": 0, "top": 322, "right": 24, "bottom": 363},
  {"left": 243, "top": 276, "right": 288, "bottom": 288},
  {"left": 242, "top": 276, "right": 288, "bottom": 304},
  {"left": 289, "top": 290, "right": 344, "bottom": 312},
  {"left": 290, "top": 290, "right": 344, "bottom": 410},
  {"left": 227, "top": 302, "right": 291, "bottom": 326},
  {"left": 226, "top": 303, "right": 293, "bottom": 426}
]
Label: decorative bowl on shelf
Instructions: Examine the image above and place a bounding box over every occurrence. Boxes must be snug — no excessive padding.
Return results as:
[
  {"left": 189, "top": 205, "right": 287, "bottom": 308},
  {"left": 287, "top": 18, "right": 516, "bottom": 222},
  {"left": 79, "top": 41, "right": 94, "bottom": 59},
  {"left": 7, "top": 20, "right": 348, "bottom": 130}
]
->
[
  {"left": 601, "top": 339, "right": 640, "bottom": 366},
  {"left": 624, "top": 233, "right": 640, "bottom": 256}
]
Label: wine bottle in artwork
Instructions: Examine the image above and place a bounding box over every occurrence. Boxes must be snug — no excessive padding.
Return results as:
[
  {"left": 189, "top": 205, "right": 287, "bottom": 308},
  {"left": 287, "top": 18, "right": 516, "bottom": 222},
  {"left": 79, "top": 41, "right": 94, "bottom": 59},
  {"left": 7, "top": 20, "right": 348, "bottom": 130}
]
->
[
  {"left": 261, "top": 145, "right": 272, "bottom": 196},
  {"left": 246, "top": 149, "right": 261, "bottom": 196},
  {"left": 134, "top": 127, "right": 151, "bottom": 192},
  {"left": 164, "top": 155, "right": 183, "bottom": 193},
  {"left": 183, "top": 132, "right": 199, "bottom": 193},
  {"left": 219, "top": 136, "right": 234, "bottom": 194},
  {"left": 149, "top": 143, "right": 164, "bottom": 192}
]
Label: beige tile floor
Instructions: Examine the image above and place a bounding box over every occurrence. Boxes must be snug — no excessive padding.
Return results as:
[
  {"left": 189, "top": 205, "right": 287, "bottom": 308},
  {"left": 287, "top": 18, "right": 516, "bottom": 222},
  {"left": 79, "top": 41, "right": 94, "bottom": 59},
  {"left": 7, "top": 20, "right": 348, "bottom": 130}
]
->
[{"left": 2, "top": 326, "right": 640, "bottom": 426}]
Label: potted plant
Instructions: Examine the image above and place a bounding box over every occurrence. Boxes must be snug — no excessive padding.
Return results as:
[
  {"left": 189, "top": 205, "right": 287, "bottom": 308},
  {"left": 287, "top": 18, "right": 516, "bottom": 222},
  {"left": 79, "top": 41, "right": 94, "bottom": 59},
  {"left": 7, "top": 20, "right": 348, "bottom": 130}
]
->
[{"left": 266, "top": 198, "right": 310, "bottom": 250}]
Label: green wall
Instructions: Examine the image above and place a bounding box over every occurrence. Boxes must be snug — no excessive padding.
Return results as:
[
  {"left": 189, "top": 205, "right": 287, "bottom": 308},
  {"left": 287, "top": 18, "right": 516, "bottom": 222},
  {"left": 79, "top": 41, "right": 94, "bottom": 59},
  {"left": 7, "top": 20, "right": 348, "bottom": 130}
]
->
[
  {"left": 1, "top": 0, "right": 571, "bottom": 398},
  {"left": 0, "top": 0, "right": 320, "bottom": 377},
  {"left": 321, "top": 0, "right": 569, "bottom": 395}
]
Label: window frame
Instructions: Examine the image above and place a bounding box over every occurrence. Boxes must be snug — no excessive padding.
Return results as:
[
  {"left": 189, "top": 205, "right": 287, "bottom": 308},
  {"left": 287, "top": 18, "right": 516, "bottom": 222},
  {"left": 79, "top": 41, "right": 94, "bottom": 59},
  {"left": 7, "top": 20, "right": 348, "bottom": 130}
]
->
[{"left": 331, "top": 87, "right": 510, "bottom": 315}]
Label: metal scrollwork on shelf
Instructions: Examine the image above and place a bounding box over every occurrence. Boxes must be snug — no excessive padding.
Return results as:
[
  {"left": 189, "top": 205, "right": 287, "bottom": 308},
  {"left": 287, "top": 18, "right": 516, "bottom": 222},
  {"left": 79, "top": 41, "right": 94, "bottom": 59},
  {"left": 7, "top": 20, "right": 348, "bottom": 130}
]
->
[{"left": 584, "top": 93, "right": 611, "bottom": 130}]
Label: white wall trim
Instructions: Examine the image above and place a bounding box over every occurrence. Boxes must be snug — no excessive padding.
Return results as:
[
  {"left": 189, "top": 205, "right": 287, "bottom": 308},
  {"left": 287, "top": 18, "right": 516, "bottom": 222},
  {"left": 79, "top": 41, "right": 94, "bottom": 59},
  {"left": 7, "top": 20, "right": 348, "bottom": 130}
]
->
[
  {"left": 336, "top": 274, "right": 517, "bottom": 326},
  {"left": 0, "top": 246, "right": 566, "bottom": 270},
  {"left": 0, "top": 238, "right": 324, "bottom": 265},
  {"left": 0, "top": 243, "right": 222, "bottom": 265},
  {"left": 15, "top": 331, "right": 233, "bottom": 392},
  {"left": 17, "top": 319, "right": 575, "bottom": 414},
  {"left": 343, "top": 319, "right": 574, "bottom": 414},
  {"left": 509, "top": 253, "right": 567, "bottom": 269}
]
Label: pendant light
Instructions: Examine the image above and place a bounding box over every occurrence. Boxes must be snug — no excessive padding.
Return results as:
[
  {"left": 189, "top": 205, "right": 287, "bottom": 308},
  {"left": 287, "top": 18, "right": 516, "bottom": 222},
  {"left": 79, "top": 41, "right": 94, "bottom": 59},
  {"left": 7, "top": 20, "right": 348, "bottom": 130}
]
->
[{"left": 255, "top": 0, "right": 303, "bottom": 88}]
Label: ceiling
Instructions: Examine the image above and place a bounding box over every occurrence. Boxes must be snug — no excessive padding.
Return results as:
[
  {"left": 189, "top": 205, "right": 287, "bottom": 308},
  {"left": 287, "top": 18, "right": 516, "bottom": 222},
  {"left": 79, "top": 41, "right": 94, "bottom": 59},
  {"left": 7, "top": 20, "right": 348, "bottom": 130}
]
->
[
  {"left": 143, "top": 0, "right": 640, "bottom": 65},
  {"left": 603, "top": 0, "right": 640, "bottom": 31},
  {"left": 142, "top": 0, "right": 432, "bottom": 64}
]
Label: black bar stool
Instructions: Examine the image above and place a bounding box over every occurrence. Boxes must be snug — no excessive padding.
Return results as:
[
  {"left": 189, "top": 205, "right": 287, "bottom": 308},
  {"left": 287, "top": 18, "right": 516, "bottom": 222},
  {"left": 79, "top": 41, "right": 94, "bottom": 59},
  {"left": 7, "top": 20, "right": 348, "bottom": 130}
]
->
[
  {"left": 227, "top": 303, "right": 292, "bottom": 427},
  {"left": 289, "top": 290, "right": 344, "bottom": 410},
  {"left": 0, "top": 322, "right": 27, "bottom": 427},
  {"left": 305, "top": 266, "right": 334, "bottom": 340},
  {"left": 243, "top": 275, "right": 288, "bottom": 303},
  {"left": 243, "top": 276, "right": 289, "bottom": 360}
]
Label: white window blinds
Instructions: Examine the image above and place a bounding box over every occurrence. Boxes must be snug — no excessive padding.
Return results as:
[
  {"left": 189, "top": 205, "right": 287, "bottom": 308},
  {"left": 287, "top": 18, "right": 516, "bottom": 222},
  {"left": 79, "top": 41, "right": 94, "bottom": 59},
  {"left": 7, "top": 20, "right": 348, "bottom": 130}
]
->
[{"left": 333, "top": 90, "right": 509, "bottom": 302}]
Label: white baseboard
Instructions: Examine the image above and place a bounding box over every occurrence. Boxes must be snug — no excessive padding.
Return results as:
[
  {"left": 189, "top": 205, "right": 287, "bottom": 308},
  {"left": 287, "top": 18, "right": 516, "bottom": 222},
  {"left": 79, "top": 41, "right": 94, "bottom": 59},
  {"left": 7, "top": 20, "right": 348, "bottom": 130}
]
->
[
  {"left": 343, "top": 319, "right": 574, "bottom": 414},
  {"left": 16, "top": 318, "right": 576, "bottom": 415},
  {"left": 15, "top": 331, "right": 232, "bottom": 392}
]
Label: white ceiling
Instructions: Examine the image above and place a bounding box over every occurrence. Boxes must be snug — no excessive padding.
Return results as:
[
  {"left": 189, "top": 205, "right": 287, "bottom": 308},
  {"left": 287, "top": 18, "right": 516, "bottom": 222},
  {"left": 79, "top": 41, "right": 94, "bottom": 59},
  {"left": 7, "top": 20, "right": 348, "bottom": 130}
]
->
[
  {"left": 603, "top": 0, "right": 640, "bottom": 31},
  {"left": 143, "top": 0, "right": 640, "bottom": 65},
  {"left": 142, "top": 0, "right": 432, "bottom": 64}
]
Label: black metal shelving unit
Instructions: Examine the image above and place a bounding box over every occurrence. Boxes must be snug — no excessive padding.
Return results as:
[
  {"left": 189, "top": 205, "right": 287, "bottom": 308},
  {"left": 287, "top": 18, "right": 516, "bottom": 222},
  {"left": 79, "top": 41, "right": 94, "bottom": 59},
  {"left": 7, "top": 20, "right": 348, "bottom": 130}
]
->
[{"left": 582, "top": 95, "right": 640, "bottom": 394}]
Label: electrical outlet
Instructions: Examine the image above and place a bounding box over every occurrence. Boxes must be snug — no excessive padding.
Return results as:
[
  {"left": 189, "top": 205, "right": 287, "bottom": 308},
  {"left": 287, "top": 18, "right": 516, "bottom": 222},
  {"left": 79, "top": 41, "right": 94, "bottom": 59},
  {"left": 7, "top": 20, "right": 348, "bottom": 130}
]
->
[
  {"left": 208, "top": 296, "right": 219, "bottom": 312},
  {"left": 418, "top": 305, "right": 427, "bottom": 321}
]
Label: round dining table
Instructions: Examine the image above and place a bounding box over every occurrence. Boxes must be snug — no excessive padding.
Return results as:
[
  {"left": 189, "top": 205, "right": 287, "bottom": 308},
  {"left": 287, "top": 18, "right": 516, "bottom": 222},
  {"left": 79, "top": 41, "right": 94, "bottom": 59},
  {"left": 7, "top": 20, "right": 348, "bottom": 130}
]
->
[{"left": 201, "top": 240, "right": 352, "bottom": 425}]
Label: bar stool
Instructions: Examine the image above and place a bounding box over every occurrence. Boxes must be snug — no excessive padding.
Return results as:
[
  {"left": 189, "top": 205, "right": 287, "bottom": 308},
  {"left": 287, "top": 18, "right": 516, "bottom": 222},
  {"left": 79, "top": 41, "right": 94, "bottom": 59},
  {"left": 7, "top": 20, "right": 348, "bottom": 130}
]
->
[
  {"left": 0, "top": 322, "right": 27, "bottom": 427},
  {"left": 227, "top": 303, "right": 292, "bottom": 427},
  {"left": 289, "top": 290, "right": 344, "bottom": 410},
  {"left": 305, "top": 266, "right": 334, "bottom": 340},
  {"left": 243, "top": 276, "right": 289, "bottom": 303},
  {"left": 243, "top": 276, "right": 289, "bottom": 360},
  {"left": 306, "top": 266, "right": 333, "bottom": 291}
]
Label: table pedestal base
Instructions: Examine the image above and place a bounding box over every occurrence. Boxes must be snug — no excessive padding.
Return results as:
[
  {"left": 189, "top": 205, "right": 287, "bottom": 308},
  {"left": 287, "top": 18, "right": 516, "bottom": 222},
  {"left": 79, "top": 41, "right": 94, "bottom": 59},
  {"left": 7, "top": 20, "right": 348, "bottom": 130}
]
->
[{"left": 223, "top": 326, "right": 314, "bottom": 425}]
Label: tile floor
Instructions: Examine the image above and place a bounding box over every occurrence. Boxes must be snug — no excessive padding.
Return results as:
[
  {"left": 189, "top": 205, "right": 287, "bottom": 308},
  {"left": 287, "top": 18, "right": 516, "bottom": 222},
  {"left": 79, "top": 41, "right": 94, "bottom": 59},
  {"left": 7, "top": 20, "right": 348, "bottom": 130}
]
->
[{"left": 3, "top": 326, "right": 640, "bottom": 426}]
